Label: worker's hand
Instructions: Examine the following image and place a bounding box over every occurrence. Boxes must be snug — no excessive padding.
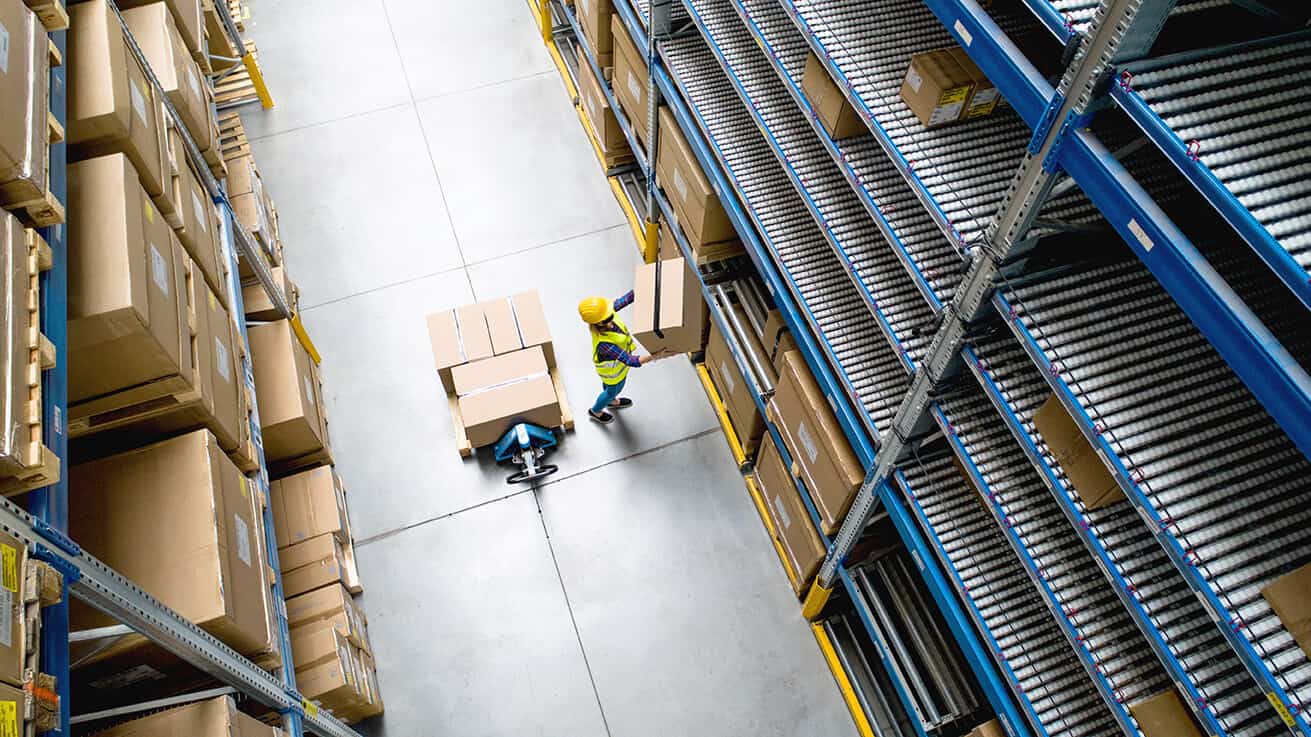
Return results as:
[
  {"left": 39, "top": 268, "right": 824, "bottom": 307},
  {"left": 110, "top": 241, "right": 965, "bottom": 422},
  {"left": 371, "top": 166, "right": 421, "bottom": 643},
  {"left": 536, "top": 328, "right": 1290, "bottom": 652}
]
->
[{"left": 639, "top": 353, "right": 657, "bottom": 366}]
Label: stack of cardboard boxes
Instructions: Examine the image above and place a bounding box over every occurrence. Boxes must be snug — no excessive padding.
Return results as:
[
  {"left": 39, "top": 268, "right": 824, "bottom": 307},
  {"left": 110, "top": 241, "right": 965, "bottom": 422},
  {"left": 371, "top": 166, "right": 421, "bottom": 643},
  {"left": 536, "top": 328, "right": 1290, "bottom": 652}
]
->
[
  {"left": 0, "top": 0, "right": 58, "bottom": 228},
  {"left": 427, "top": 291, "right": 572, "bottom": 455},
  {"left": 93, "top": 694, "right": 282, "bottom": 737},
  {"left": 272, "top": 466, "right": 382, "bottom": 723},
  {"left": 0, "top": 528, "right": 66, "bottom": 735},
  {"left": 216, "top": 110, "right": 291, "bottom": 291}
]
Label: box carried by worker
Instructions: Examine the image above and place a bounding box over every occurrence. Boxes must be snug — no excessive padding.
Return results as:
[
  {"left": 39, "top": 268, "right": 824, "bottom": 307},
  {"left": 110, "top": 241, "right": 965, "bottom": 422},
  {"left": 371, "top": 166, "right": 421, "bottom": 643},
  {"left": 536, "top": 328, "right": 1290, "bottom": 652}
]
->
[{"left": 425, "top": 290, "right": 573, "bottom": 468}]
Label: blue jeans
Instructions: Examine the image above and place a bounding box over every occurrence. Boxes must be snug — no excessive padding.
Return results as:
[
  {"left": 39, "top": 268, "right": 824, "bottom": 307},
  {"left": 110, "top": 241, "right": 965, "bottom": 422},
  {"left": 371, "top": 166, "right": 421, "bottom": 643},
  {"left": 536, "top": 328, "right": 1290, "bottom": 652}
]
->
[{"left": 591, "top": 378, "right": 627, "bottom": 414}]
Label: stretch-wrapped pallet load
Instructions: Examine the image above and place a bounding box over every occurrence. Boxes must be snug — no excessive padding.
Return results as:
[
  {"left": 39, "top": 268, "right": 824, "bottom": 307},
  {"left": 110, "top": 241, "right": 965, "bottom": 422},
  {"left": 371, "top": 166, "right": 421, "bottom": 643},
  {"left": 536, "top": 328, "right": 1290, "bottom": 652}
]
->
[{"left": 0, "top": 0, "right": 56, "bottom": 227}]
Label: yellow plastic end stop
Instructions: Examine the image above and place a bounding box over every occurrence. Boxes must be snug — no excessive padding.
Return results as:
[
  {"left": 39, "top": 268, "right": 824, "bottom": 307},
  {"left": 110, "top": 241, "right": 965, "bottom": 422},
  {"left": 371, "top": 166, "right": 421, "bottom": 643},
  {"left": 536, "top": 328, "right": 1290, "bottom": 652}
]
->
[
  {"left": 643, "top": 220, "right": 660, "bottom": 264},
  {"left": 289, "top": 314, "right": 322, "bottom": 365},
  {"left": 801, "top": 582, "right": 832, "bottom": 621},
  {"left": 243, "top": 53, "right": 275, "bottom": 109}
]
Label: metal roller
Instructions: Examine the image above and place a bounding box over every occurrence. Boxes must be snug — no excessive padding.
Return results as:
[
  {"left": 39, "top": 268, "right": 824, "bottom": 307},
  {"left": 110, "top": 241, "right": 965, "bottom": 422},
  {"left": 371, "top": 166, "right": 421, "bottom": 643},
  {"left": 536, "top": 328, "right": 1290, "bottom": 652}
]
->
[{"left": 825, "top": 613, "right": 915, "bottom": 737}]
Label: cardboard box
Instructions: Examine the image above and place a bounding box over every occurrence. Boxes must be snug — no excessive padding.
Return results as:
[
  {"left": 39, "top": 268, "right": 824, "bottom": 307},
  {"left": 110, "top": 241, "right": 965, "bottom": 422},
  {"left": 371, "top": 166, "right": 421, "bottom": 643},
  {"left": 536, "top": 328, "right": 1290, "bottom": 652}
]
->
[
  {"left": 0, "top": 683, "right": 24, "bottom": 735},
  {"left": 1262, "top": 562, "right": 1311, "bottom": 662},
  {"left": 70, "top": 429, "right": 272, "bottom": 657},
  {"left": 704, "top": 312, "right": 770, "bottom": 454},
  {"left": 965, "top": 720, "right": 1005, "bottom": 737},
  {"left": 761, "top": 309, "right": 796, "bottom": 372},
  {"left": 949, "top": 48, "right": 999, "bottom": 120},
  {"left": 69, "top": 0, "right": 169, "bottom": 198},
  {"left": 68, "top": 153, "right": 192, "bottom": 404},
  {"left": 289, "top": 620, "right": 347, "bottom": 671},
  {"left": 92, "top": 694, "right": 275, "bottom": 737},
  {"left": 656, "top": 107, "right": 736, "bottom": 247},
  {"left": 340, "top": 538, "right": 363, "bottom": 595},
  {"left": 298, "top": 647, "right": 363, "bottom": 713},
  {"left": 250, "top": 319, "right": 329, "bottom": 465},
  {"left": 576, "top": 0, "right": 614, "bottom": 69},
  {"left": 576, "top": 50, "right": 629, "bottom": 155},
  {"left": 270, "top": 465, "right": 349, "bottom": 548},
  {"left": 1033, "top": 394, "right": 1124, "bottom": 509},
  {"left": 451, "top": 347, "right": 562, "bottom": 448},
  {"left": 0, "top": 214, "right": 34, "bottom": 472},
  {"left": 118, "top": 0, "right": 205, "bottom": 63},
  {"left": 0, "top": 0, "right": 49, "bottom": 213},
  {"left": 0, "top": 532, "right": 26, "bottom": 689},
  {"left": 769, "top": 351, "right": 864, "bottom": 535},
  {"left": 286, "top": 584, "right": 364, "bottom": 648},
  {"left": 282, "top": 535, "right": 348, "bottom": 598},
  {"left": 243, "top": 267, "right": 299, "bottom": 323},
  {"left": 170, "top": 130, "right": 225, "bottom": 299},
  {"left": 630, "top": 257, "right": 706, "bottom": 355},
  {"left": 426, "top": 304, "right": 494, "bottom": 393},
  {"left": 611, "top": 13, "right": 649, "bottom": 145},
  {"left": 337, "top": 646, "right": 384, "bottom": 722},
  {"left": 193, "top": 276, "right": 243, "bottom": 450},
  {"left": 800, "top": 52, "right": 866, "bottom": 139},
  {"left": 1128, "top": 690, "right": 1204, "bottom": 737},
  {"left": 755, "top": 433, "right": 824, "bottom": 594},
  {"left": 900, "top": 49, "right": 974, "bottom": 128},
  {"left": 480, "top": 291, "right": 555, "bottom": 366},
  {"left": 122, "top": 3, "right": 213, "bottom": 155}
]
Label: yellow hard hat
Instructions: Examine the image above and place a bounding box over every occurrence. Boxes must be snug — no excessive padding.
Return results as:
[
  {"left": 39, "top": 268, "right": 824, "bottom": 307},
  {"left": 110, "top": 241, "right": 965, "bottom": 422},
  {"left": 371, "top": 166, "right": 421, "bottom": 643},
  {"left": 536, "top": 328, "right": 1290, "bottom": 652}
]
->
[{"left": 578, "top": 297, "right": 613, "bottom": 325}]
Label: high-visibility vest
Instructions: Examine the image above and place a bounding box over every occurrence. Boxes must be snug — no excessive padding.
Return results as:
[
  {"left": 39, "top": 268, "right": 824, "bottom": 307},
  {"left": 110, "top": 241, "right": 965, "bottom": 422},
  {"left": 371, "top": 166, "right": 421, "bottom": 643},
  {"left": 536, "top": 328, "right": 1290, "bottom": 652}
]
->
[{"left": 592, "top": 316, "right": 635, "bottom": 385}]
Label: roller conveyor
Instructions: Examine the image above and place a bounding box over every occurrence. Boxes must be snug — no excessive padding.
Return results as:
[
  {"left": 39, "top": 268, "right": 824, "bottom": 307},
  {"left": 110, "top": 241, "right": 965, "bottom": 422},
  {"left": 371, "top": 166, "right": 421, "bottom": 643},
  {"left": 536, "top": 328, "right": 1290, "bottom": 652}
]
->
[
  {"left": 646, "top": 6, "right": 909, "bottom": 431},
  {"left": 899, "top": 455, "right": 1117, "bottom": 737},
  {"left": 1112, "top": 31, "right": 1311, "bottom": 310},
  {"left": 775, "top": 0, "right": 1048, "bottom": 246},
  {"left": 935, "top": 384, "right": 1176, "bottom": 737},
  {"left": 981, "top": 242, "right": 1311, "bottom": 722},
  {"left": 970, "top": 328, "right": 1290, "bottom": 737},
  {"left": 681, "top": 0, "right": 938, "bottom": 366}
]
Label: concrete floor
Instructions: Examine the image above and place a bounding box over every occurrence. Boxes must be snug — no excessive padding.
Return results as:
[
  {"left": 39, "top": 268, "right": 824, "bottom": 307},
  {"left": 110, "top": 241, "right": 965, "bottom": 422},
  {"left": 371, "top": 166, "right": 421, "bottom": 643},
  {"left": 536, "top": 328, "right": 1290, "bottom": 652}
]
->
[{"left": 241, "top": 1, "right": 856, "bottom": 734}]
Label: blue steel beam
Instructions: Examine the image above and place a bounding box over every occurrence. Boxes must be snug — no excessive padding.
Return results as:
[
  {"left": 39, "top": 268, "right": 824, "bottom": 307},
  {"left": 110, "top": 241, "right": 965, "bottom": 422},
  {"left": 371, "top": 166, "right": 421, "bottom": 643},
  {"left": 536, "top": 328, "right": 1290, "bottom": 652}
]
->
[
  {"left": 1017, "top": 0, "right": 1078, "bottom": 43},
  {"left": 1109, "top": 80, "right": 1311, "bottom": 313},
  {"left": 33, "top": 26, "right": 69, "bottom": 737},
  {"left": 1055, "top": 129, "right": 1311, "bottom": 462}
]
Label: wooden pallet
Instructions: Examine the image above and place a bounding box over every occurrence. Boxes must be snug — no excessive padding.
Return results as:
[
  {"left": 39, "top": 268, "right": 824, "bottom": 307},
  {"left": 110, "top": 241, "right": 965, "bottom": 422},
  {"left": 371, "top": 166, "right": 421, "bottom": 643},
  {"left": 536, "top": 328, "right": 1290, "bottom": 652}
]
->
[
  {"left": 217, "top": 109, "right": 252, "bottom": 163},
  {"left": 213, "top": 41, "right": 262, "bottom": 108},
  {"left": 226, "top": 0, "right": 247, "bottom": 32},
  {"left": 0, "top": 231, "right": 57, "bottom": 497},
  {"left": 0, "top": 43, "right": 65, "bottom": 229},
  {"left": 23, "top": 0, "right": 67, "bottom": 31}
]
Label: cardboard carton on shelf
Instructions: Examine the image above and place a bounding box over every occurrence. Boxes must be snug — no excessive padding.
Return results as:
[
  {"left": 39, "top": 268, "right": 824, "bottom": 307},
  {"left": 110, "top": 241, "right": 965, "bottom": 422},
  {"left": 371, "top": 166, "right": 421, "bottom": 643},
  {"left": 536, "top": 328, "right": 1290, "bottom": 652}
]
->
[
  {"left": 1033, "top": 394, "right": 1124, "bottom": 510},
  {"left": 289, "top": 619, "right": 347, "bottom": 671},
  {"left": 227, "top": 157, "right": 278, "bottom": 261},
  {"left": 0, "top": 0, "right": 54, "bottom": 225},
  {"left": 202, "top": 0, "right": 239, "bottom": 70},
  {"left": 576, "top": 46, "right": 632, "bottom": 167},
  {"left": 1127, "top": 689, "right": 1204, "bottom": 737},
  {"left": 0, "top": 683, "right": 25, "bottom": 736},
  {"left": 249, "top": 319, "right": 331, "bottom": 473},
  {"left": 166, "top": 125, "right": 226, "bottom": 301},
  {"left": 760, "top": 309, "right": 796, "bottom": 372},
  {"left": 948, "top": 48, "right": 999, "bottom": 120},
  {"left": 1261, "top": 562, "right": 1311, "bottom": 661},
  {"left": 92, "top": 694, "right": 280, "bottom": 737},
  {"left": 964, "top": 720, "right": 1005, "bottom": 737},
  {"left": 800, "top": 52, "right": 866, "bottom": 139},
  {"left": 0, "top": 531, "right": 27, "bottom": 689},
  {"left": 243, "top": 265, "right": 299, "bottom": 322},
  {"left": 297, "top": 640, "right": 366, "bottom": 719},
  {"left": 270, "top": 465, "right": 349, "bottom": 548},
  {"left": 610, "top": 13, "right": 650, "bottom": 145},
  {"left": 121, "top": 2, "right": 214, "bottom": 157},
  {"left": 69, "top": 429, "right": 273, "bottom": 665},
  {"left": 655, "top": 107, "right": 739, "bottom": 253},
  {"left": 450, "top": 346, "right": 564, "bottom": 450},
  {"left": 704, "top": 310, "right": 771, "bottom": 455},
  {"left": 336, "top": 645, "right": 383, "bottom": 723},
  {"left": 67, "top": 153, "right": 194, "bottom": 406},
  {"left": 286, "top": 583, "right": 364, "bottom": 649},
  {"left": 279, "top": 533, "right": 348, "bottom": 598},
  {"left": 117, "top": 0, "right": 205, "bottom": 66},
  {"left": 576, "top": 0, "right": 614, "bottom": 71},
  {"left": 768, "top": 350, "right": 864, "bottom": 535},
  {"left": 340, "top": 537, "right": 363, "bottom": 595},
  {"left": 68, "top": 0, "right": 169, "bottom": 200},
  {"left": 630, "top": 257, "right": 706, "bottom": 355},
  {"left": 754, "top": 432, "right": 824, "bottom": 595},
  {"left": 899, "top": 49, "right": 975, "bottom": 128}
]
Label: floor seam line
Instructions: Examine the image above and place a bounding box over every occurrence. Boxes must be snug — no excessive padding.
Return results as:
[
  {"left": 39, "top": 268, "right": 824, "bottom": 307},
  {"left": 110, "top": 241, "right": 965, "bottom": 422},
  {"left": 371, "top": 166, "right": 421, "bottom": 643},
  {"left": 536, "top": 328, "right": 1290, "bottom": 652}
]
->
[
  {"left": 408, "top": 69, "right": 558, "bottom": 105},
  {"left": 354, "top": 488, "right": 533, "bottom": 547},
  {"left": 536, "top": 426, "right": 721, "bottom": 489},
  {"left": 532, "top": 488, "right": 615, "bottom": 737},
  {"left": 462, "top": 223, "right": 631, "bottom": 268},
  {"left": 245, "top": 100, "right": 413, "bottom": 143},
  {"left": 298, "top": 262, "right": 474, "bottom": 312}
]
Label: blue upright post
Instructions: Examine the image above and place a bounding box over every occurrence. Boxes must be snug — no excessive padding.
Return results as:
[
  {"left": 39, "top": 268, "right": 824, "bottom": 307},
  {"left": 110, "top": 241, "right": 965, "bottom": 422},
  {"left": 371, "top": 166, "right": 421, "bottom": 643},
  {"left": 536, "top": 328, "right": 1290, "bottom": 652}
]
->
[{"left": 31, "top": 27, "right": 69, "bottom": 737}]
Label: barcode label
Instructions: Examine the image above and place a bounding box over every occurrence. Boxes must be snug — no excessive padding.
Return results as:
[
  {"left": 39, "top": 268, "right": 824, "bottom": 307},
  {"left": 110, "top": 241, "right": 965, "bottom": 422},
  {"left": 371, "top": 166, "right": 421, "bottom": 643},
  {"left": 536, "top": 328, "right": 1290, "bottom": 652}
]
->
[
  {"left": 215, "top": 337, "right": 231, "bottom": 382},
  {"left": 627, "top": 70, "right": 642, "bottom": 101},
  {"left": 954, "top": 19, "right": 973, "bottom": 46},
  {"left": 773, "top": 494, "right": 792, "bottom": 529},
  {"left": 673, "top": 168, "right": 688, "bottom": 203},
  {"left": 797, "top": 421, "right": 820, "bottom": 463},
  {"left": 720, "top": 360, "right": 734, "bottom": 395},
  {"left": 1127, "top": 218, "right": 1154, "bottom": 251},
  {"left": 904, "top": 66, "right": 923, "bottom": 93},
  {"left": 149, "top": 244, "right": 170, "bottom": 295},
  {"left": 130, "top": 79, "right": 149, "bottom": 126},
  {"left": 193, "top": 190, "right": 208, "bottom": 232},
  {"left": 234, "top": 514, "right": 252, "bottom": 567},
  {"left": 0, "top": 22, "right": 10, "bottom": 75}
]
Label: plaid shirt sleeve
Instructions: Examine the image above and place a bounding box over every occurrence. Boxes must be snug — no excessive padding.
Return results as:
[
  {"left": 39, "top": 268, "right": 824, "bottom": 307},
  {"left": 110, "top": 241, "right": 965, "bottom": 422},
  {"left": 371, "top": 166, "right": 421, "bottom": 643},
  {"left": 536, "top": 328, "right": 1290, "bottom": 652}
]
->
[{"left": 596, "top": 341, "right": 642, "bottom": 367}]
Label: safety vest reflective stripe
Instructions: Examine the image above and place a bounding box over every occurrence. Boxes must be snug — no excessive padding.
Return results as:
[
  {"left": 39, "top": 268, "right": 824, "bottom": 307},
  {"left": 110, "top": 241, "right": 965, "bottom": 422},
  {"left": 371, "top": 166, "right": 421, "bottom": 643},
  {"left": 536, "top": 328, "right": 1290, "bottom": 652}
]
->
[{"left": 592, "top": 316, "right": 635, "bottom": 385}]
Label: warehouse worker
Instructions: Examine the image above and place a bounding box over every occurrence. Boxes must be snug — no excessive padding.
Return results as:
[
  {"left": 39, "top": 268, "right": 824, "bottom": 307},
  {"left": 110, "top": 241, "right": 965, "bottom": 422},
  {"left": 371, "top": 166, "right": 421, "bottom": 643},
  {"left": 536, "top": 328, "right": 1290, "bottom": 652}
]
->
[{"left": 579, "top": 292, "right": 668, "bottom": 425}]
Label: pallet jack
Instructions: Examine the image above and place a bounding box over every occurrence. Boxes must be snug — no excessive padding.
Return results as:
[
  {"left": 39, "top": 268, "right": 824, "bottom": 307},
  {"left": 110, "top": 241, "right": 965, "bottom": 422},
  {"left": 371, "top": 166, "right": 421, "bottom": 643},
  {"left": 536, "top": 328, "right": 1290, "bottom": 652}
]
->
[{"left": 494, "top": 422, "right": 560, "bottom": 484}]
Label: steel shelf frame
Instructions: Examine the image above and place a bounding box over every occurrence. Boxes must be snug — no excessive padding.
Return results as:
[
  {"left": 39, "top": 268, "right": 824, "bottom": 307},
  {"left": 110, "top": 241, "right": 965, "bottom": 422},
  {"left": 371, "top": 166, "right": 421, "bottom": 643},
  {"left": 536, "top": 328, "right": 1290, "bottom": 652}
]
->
[
  {"left": 1107, "top": 46, "right": 1311, "bottom": 312},
  {"left": 613, "top": 0, "right": 879, "bottom": 465},
  {"left": 676, "top": 0, "right": 922, "bottom": 374}
]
